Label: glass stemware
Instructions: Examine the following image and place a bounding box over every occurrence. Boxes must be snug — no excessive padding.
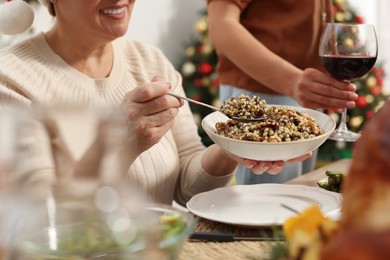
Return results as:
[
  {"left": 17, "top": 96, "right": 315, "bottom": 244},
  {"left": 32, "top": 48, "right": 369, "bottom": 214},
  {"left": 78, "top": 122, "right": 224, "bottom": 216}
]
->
[
  {"left": 319, "top": 23, "right": 378, "bottom": 142},
  {"left": 0, "top": 106, "right": 162, "bottom": 259}
]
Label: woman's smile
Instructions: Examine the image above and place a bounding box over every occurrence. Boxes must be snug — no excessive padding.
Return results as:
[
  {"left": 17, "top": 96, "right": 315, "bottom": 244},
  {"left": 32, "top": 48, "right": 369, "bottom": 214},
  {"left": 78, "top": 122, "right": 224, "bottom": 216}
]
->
[{"left": 99, "top": 6, "right": 126, "bottom": 19}]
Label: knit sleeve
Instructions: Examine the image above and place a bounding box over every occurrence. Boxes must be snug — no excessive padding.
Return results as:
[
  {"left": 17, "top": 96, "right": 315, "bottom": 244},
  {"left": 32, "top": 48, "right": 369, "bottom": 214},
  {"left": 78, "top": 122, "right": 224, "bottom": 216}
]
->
[
  {"left": 0, "top": 80, "right": 32, "bottom": 109},
  {"left": 169, "top": 71, "right": 233, "bottom": 205}
]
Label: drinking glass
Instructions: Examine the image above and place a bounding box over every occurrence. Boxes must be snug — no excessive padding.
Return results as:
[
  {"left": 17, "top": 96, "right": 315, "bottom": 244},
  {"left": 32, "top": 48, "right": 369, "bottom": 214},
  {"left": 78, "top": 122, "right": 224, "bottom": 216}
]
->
[
  {"left": 0, "top": 106, "right": 163, "bottom": 259},
  {"left": 319, "top": 23, "right": 378, "bottom": 142}
]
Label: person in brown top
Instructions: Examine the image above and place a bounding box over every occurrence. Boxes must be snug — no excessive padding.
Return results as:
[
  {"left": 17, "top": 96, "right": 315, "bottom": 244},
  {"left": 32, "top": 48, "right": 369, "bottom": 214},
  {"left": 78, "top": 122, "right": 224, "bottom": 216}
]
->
[{"left": 207, "top": 0, "right": 358, "bottom": 184}]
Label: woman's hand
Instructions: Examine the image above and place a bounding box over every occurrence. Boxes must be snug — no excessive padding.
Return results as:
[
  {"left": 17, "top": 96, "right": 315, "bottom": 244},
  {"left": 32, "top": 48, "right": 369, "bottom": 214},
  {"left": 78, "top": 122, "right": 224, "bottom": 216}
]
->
[
  {"left": 205, "top": 144, "right": 313, "bottom": 176},
  {"left": 293, "top": 68, "right": 358, "bottom": 111},
  {"left": 227, "top": 151, "right": 313, "bottom": 175},
  {"left": 120, "top": 76, "right": 183, "bottom": 157}
]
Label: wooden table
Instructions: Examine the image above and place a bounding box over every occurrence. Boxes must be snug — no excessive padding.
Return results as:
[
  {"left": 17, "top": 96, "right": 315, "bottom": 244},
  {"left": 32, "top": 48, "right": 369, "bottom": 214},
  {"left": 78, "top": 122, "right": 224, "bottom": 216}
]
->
[{"left": 178, "top": 159, "right": 351, "bottom": 260}]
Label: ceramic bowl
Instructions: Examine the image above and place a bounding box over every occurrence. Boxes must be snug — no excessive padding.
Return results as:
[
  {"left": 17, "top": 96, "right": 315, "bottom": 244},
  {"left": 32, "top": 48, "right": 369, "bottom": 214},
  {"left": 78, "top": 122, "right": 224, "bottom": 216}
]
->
[
  {"left": 17, "top": 203, "right": 195, "bottom": 260},
  {"left": 202, "top": 106, "right": 335, "bottom": 161}
]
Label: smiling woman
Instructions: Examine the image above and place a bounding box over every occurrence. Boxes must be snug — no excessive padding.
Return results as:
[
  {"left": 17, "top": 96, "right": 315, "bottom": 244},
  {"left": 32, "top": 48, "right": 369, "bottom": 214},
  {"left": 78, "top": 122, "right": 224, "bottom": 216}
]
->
[
  {"left": 0, "top": 0, "right": 246, "bottom": 210},
  {"left": 0, "top": 1, "right": 313, "bottom": 257}
]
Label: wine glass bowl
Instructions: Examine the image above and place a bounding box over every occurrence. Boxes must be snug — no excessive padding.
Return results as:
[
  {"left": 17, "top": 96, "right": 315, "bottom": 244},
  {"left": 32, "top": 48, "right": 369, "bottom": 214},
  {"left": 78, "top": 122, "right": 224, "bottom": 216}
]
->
[{"left": 319, "top": 23, "right": 378, "bottom": 142}]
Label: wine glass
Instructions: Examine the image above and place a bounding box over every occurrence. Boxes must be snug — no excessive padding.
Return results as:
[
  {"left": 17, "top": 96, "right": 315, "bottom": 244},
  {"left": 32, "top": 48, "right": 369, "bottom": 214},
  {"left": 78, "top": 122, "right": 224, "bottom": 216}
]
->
[
  {"left": 0, "top": 106, "right": 163, "bottom": 259},
  {"left": 319, "top": 23, "right": 378, "bottom": 142}
]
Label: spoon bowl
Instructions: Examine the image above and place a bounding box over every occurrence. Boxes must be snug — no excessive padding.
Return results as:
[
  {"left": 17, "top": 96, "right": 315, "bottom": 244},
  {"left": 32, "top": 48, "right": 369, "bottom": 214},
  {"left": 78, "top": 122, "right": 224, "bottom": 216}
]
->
[{"left": 168, "top": 93, "right": 267, "bottom": 123}]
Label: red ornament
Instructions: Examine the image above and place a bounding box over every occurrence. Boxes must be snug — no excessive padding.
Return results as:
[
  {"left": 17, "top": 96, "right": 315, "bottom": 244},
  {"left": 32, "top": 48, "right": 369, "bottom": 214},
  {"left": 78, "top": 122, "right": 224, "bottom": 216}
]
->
[
  {"left": 373, "top": 68, "right": 384, "bottom": 79},
  {"left": 198, "top": 62, "right": 213, "bottom": 75},
  {"left": 366, "top": 110, "right": 374, "bottom": 119},
  {"left": 211, "top": 78, "right": 220, "bottom": 88},
  {"left": 377, "top": 77, "right": 383, "bottom": 87},
  {"left": 356, "top": 96, "right": 367, "bottom": 108},
  {"left": 370, "top": 87, "right": 381, "bottom": 96},
  {"left": 355, "top": 15, "right": 364, "bottom": 24},
  {"left": 194, "top": 78, "right": 202, "bottom": 88},
  {"left": 196, "top": 44, "right": 203, "bottom": 53}
]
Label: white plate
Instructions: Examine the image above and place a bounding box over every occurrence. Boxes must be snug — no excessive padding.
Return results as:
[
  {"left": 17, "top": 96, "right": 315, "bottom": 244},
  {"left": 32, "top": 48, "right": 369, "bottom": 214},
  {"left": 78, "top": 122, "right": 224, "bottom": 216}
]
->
[{"left": 186, "top": 184, "right": 342, "bottom": 227}]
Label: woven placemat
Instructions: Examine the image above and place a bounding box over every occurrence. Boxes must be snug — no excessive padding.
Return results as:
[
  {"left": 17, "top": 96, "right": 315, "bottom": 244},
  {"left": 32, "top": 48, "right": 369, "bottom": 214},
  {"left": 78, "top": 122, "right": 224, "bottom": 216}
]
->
[
  {"left": 179, "top": 240, "right": 274, "bottom": 260},
  {"left": 178, "top": 216, "right": 285, "bottom": 259}
]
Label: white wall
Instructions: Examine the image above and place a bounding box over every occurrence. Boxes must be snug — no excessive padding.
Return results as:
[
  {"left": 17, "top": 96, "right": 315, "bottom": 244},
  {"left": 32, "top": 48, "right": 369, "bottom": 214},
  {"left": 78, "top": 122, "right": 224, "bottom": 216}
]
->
[
  {"left": 126, "top": 0, "right": 206, "bottom": 67},
  {"left": 348, "top": 0, "right": 389, "bottom": 93},
  {"left": 2, "top": 1, "right": 389, "bottom": 92},
  {"left": 1, "top": 0, "right": 206, "bottom": 67}
]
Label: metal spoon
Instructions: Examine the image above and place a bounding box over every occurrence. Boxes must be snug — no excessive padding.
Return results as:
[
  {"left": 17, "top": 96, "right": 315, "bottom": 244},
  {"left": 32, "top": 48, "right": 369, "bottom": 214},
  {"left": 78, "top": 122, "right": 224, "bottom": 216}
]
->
[{"left": 168, "top": 93, "right": 267, "bottom": 123}]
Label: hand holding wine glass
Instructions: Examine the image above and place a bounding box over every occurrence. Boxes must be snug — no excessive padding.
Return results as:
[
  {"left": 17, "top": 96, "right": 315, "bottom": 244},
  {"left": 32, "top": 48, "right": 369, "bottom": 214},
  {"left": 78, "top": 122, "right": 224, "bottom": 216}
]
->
[{"left": 319, "top": 23, "right": 378, "bottom": 142}]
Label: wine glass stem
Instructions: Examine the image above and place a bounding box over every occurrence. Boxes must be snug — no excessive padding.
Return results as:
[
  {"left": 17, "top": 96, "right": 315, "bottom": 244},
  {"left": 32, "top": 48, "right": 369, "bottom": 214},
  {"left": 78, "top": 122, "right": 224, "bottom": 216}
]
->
[
  {"left": 337, "top": 108, "right": 349, "bottom": 132},
  {"left": 335, "top": 79, "right": 352, "bottom": 133}
]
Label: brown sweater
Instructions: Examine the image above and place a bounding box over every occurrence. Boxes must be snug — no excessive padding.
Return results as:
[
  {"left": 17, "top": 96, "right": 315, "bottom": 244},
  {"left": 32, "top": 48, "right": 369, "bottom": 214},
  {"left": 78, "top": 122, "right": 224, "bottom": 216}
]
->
[{"left": 207, "top": 0, "right": 333, "bottom": 94}]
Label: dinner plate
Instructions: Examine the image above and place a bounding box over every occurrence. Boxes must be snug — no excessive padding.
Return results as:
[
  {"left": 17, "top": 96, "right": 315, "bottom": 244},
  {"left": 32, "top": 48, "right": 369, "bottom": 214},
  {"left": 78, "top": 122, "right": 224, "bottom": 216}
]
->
[{"left": 186, "top": 184, "right": 342, "bottom": 227}]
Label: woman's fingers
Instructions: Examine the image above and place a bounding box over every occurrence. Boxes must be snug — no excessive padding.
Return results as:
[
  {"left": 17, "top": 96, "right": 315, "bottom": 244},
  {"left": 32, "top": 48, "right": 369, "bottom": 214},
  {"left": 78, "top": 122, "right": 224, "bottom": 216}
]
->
[
  {"left": 249, "top": 161, "right": 285, "bottom": 175},
  {"left": 287, "top": 152, "right": 313, "bottom": 163},
  {"left": 297, "top": 68, "right": 358, "bottom": 109},
  {"left": 238, "top": 151, "right": 312, "bottom": 175},
  {"left": 120, "top": 76, "right": 184, "bottom": 154},
  {"left": 123, "top": 77, "right": 171, "bottom": 103}
]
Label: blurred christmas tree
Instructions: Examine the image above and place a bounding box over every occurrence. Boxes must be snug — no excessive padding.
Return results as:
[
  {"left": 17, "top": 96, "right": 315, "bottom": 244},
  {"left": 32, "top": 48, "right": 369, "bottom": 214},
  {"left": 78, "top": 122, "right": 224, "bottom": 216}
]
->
[
  {"left": 319, "top": 0, "right": 389, "bottom": 163},
  {"left": 177, "top": 11, "right": 219, "bottom": 146},
  {"left": 177, "top": 1, "right": 389, "bottom": 153}
]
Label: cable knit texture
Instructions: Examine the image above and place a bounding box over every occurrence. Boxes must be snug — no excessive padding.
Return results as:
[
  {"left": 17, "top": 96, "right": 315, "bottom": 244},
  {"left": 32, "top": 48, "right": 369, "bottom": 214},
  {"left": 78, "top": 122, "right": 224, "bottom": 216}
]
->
[{"left": 0, "top": 33, "right": 233, "bottom": 205}]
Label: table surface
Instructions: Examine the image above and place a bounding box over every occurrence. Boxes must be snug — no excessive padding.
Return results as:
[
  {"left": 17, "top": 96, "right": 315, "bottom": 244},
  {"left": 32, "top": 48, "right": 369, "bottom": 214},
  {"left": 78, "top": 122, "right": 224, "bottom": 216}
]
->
[{"left": 178, "top": 159, "right": 351, "bottom": 260}]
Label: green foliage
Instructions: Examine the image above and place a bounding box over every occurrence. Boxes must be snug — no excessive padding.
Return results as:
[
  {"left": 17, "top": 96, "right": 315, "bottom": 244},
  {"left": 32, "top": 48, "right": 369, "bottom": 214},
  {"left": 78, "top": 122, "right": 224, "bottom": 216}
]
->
[
  {"left": 176, "top": 11, "right": 219, "bottom": 146},
  {"left": 269, "top": 243, "right": 289, "bottom": 260},
  {"left": 177, "top": 2, "right": 389, "bottom": 155},
  {"left": 319, "top": 0, "right": 389, "bottom": 163}
]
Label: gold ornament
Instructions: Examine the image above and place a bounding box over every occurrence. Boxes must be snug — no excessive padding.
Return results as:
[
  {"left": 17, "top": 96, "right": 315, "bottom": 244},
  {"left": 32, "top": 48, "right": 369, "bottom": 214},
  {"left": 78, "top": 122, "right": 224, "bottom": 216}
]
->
[
  {"left": 335, "top": 0, "right": 345, "bottom": 5},
  {"left": 365, "top": 94, "right": 374, "bottom": 104},
  {"left": 343, "top": 38, "right": 354, "bottom": 48},
  {"left": 350, "top": 116, "right": 363, "bottom": 129},
  {"left": 335, "top": 12, "right": 345, "bottom": 22},
  {"left": 186, "top": 47, "right": 196, "bottom": 57},
  {"left": 366, "top": 76, "right": 377, "bottom": 87},
  {"left": 201, "top": 77, "right": 211, "bottom": 87},
  {"left": 195, "top": 17, "right": 208, "bottom": 34},
  {"left": 201, "top": 42, "right": 214, "bottom": 55}
]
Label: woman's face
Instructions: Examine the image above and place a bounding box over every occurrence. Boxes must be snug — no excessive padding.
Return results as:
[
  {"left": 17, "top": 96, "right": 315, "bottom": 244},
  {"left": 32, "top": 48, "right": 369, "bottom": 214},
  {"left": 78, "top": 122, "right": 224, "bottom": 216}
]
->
[{"left": 55, "top": 0, "right": 135, "bottom": 41}]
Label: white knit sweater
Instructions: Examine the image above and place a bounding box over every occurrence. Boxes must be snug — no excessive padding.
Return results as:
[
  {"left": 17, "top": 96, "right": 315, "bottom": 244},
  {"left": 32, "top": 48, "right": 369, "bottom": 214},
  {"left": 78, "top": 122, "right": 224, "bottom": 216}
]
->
[{"left": 0, "top": 33, "right": 233, "bottom": 205}]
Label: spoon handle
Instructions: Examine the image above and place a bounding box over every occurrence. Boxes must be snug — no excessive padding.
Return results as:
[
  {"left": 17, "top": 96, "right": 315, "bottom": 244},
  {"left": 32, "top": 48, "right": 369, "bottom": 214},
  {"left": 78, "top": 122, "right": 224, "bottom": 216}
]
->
[
  {"left": 168, "top": 93, "right": 219, "bottom": 112},
  {"left": 168, "top": 93, "right": 267, "bottom": 123}
]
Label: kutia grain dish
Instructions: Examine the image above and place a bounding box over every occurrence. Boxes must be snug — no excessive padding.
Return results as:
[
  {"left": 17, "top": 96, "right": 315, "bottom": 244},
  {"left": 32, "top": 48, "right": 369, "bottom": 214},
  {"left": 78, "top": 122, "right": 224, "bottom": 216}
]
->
[{"left": 216, "top": 94, "right": 324, "bottom": 142}]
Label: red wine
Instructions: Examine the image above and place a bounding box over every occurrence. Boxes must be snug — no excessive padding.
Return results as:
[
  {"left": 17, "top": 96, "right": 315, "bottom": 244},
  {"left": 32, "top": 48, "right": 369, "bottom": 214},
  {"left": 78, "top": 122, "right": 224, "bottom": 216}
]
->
[{"left": 320, "top": 55, "right": 377, "bottom": 81}]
